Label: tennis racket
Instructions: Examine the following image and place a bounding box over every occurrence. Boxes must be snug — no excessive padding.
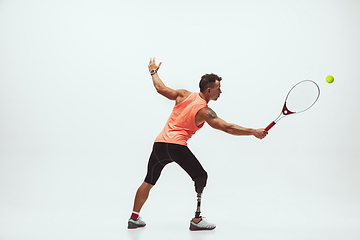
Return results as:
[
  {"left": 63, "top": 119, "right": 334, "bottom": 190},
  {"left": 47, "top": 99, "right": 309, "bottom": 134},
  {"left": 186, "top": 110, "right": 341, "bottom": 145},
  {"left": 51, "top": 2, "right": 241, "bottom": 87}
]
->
[{"left": 265, "top": 80, "right": 320, "bottom": 131}]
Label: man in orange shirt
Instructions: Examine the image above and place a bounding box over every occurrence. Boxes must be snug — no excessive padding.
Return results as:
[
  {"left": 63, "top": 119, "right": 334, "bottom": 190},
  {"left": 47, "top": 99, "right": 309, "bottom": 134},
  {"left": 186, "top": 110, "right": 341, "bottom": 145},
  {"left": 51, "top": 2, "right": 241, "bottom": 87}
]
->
[{"left": 128, "top": 58, "right": 268, "bottom": 231}]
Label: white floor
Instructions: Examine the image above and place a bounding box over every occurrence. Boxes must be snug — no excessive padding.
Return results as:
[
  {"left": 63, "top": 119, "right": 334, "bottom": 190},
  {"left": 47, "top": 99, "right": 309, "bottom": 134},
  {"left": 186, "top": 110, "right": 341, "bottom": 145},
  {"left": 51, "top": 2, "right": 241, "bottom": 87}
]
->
[
  {"left": 1, "top": 156, "right": 360, "bottom": 240},
  {"left": 1, "top": 201, "right": 359, "bottom": 240}
]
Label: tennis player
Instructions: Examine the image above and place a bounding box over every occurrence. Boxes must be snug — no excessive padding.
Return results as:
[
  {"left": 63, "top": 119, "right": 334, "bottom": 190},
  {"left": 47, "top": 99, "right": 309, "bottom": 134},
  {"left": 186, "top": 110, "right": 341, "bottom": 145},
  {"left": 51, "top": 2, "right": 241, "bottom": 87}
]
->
[{"left": 128, "top": 58, "right": 267, "bottom": 231}]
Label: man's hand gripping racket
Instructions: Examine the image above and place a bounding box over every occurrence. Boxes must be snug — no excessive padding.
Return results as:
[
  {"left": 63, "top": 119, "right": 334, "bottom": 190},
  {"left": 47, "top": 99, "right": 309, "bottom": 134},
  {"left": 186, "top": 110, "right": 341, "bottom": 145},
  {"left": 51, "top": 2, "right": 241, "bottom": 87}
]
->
[{"left": 265, "top": 80, "right": 320, "bottom": 131}]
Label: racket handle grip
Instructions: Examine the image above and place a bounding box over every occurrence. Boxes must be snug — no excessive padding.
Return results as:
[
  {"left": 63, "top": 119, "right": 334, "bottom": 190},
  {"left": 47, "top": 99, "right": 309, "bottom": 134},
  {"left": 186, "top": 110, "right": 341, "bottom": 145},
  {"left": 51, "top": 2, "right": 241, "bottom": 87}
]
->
[{"left": 265, "top": 121, "right": 276, "bottom": 131}]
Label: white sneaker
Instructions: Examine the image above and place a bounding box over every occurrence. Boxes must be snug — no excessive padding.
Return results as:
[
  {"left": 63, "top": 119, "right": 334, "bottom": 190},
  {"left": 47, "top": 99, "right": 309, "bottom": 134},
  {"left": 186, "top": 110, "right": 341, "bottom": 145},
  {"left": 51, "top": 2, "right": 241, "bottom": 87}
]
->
[
  {"left": 128, "top": 217, "right": 146, "bottom": 229},
  {"left": 189, "top": 217, "right": 216, "bottom": 231}
]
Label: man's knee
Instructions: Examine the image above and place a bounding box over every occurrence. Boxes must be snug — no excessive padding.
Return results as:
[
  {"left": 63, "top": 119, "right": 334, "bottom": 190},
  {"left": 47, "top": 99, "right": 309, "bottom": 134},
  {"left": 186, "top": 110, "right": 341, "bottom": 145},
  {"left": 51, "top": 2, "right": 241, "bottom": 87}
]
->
[{"left": 193, "top": 172, "right": 208, "bottom": 194}]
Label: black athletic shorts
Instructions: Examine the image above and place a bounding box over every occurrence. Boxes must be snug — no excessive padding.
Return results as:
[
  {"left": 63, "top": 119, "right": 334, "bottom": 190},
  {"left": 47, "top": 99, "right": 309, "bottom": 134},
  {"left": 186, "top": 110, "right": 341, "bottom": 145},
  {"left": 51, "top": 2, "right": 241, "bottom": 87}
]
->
[{"left": 144, "top": 142, "right": 207, "bottom": 185}]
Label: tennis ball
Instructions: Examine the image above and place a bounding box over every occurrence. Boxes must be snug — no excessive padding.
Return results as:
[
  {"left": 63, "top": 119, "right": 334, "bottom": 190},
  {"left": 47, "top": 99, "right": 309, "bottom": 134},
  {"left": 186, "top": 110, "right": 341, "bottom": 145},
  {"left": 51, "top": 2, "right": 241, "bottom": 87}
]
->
[{"left": 326, "top": 75, "right": 334, "bottom": 83}]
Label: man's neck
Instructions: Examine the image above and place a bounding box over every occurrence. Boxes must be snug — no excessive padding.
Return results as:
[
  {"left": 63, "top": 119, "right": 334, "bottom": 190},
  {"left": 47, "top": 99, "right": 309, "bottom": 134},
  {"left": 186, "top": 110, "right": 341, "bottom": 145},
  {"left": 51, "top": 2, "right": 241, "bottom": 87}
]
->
[{"left": 198, "top": 92, "right": 209, "bottom": 103}]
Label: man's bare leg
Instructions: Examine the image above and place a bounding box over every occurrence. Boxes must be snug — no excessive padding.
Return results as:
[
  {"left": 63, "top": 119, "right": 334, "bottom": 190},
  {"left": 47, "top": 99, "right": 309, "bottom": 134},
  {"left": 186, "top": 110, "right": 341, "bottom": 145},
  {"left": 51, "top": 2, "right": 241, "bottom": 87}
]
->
[
  {"left": 133, "top": 182, "right": 154, "bottom": 213},
  {"left": 128, "top": 182, "right": 154, "bottom": 229}
]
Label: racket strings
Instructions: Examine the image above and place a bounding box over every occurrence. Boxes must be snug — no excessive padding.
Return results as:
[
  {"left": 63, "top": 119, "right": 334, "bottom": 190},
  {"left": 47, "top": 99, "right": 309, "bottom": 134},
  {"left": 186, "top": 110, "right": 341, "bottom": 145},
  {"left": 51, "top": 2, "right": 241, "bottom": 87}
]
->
[{"left": 285, "top": 81, "right": 320, "bottom": 113}]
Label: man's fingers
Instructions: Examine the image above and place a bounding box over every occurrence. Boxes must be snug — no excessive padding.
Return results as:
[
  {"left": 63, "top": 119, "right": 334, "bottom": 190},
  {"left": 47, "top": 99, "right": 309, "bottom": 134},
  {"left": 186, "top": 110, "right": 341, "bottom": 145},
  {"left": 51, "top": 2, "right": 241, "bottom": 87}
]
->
[
  {"left": 149, "top": 57, "right": 161, "bottom": 71},
  {"left": 262, "top": 130, "right": 268, "bottom": 138}
]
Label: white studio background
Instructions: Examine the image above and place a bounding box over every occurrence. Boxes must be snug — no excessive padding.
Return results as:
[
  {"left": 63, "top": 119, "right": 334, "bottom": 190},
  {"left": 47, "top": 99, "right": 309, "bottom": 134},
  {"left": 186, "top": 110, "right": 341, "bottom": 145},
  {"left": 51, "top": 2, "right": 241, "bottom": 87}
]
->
[{"left": 1, "top": 0, "right": 360, "bottom": 239}]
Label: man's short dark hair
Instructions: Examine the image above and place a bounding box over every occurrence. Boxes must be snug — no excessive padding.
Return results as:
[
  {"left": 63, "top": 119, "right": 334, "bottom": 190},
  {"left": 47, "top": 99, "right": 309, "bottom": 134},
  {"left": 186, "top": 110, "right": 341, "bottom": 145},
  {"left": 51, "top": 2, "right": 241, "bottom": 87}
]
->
[{"left": 199, "top": 73, "right": 222, "bottom": 93}]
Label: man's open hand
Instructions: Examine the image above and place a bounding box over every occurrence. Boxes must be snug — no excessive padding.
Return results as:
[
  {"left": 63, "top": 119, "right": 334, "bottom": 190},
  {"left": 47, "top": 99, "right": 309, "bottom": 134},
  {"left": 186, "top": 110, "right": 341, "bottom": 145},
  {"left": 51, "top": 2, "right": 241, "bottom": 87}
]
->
[{"left": 148, "top": 57, "right": 162, "bottom": 72}]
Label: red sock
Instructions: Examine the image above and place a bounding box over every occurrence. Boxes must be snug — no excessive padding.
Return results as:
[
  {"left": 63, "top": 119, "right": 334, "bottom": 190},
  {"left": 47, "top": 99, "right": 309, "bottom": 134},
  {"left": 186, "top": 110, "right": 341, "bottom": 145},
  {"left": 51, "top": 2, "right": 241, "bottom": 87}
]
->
[{"left": 131, "top": 211, "right": 139, "bottom": 219}]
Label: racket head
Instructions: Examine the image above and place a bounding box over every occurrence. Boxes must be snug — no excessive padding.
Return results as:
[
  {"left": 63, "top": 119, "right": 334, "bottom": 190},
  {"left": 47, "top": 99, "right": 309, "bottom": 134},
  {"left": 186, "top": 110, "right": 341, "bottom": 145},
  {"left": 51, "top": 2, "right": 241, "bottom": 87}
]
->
[{"left": 283, "top": 80, "right": 320, "bottom": 114}]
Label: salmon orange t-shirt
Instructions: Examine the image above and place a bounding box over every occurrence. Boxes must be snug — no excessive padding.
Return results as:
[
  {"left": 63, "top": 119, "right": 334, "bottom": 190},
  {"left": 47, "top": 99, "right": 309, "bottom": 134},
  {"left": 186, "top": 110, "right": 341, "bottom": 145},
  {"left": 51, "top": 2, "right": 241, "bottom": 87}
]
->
[{"left": 154, "top": 92, "right": 208, "bottom": 146}]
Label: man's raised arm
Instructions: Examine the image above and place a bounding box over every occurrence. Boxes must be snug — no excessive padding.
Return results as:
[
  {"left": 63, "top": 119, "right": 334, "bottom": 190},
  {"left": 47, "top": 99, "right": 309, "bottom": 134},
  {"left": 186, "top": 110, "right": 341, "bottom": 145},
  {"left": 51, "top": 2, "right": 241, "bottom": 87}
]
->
[{"left": 148, "top": 58, "right": 179, "bottom": 101}]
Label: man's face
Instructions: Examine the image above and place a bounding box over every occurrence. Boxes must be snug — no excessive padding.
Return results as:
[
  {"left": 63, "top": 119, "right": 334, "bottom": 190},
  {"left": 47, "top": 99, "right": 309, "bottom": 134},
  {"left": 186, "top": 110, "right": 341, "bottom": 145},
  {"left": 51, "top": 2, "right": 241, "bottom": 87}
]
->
[{"left": 208, "top": 80, "right": 222, "bottom": 101}]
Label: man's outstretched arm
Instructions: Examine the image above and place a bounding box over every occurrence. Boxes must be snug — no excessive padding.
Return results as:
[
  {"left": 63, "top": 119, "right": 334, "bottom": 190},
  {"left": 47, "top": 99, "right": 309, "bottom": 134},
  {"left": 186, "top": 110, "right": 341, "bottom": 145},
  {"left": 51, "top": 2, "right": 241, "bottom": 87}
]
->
[
  {"left": 148, "top": 58, "right": 179, "bottom": 100},
  {"left": 197, "top": 107, "right": 267, "bottom": 139}
]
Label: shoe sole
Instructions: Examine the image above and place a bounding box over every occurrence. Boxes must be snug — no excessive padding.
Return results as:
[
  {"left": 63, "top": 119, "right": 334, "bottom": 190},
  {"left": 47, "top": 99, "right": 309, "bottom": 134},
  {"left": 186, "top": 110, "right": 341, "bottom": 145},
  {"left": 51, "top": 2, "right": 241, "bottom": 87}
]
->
[
  {"left": 128, "top": 226, "right": 145, "bottom": 229},
  {"left": 189, "top": 225, "right": 216, "bottom": 231},
  {"left": 128, "top": 222, "right": 146, "bottom": 229}
]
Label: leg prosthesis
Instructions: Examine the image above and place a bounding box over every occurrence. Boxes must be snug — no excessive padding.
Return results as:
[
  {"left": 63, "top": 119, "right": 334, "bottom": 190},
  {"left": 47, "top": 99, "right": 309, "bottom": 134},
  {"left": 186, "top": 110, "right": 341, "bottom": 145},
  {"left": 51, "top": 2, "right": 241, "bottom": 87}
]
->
[{"left": 193, "top": 173, "right": 207, "bottom": 218}]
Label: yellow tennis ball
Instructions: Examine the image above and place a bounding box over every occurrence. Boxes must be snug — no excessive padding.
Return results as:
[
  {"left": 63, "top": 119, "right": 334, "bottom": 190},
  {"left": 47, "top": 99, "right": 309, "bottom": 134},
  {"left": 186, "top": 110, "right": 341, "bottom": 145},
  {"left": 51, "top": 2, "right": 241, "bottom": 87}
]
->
[{"left": 326, "top": 75, "right": 334, "bottom": 83}]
